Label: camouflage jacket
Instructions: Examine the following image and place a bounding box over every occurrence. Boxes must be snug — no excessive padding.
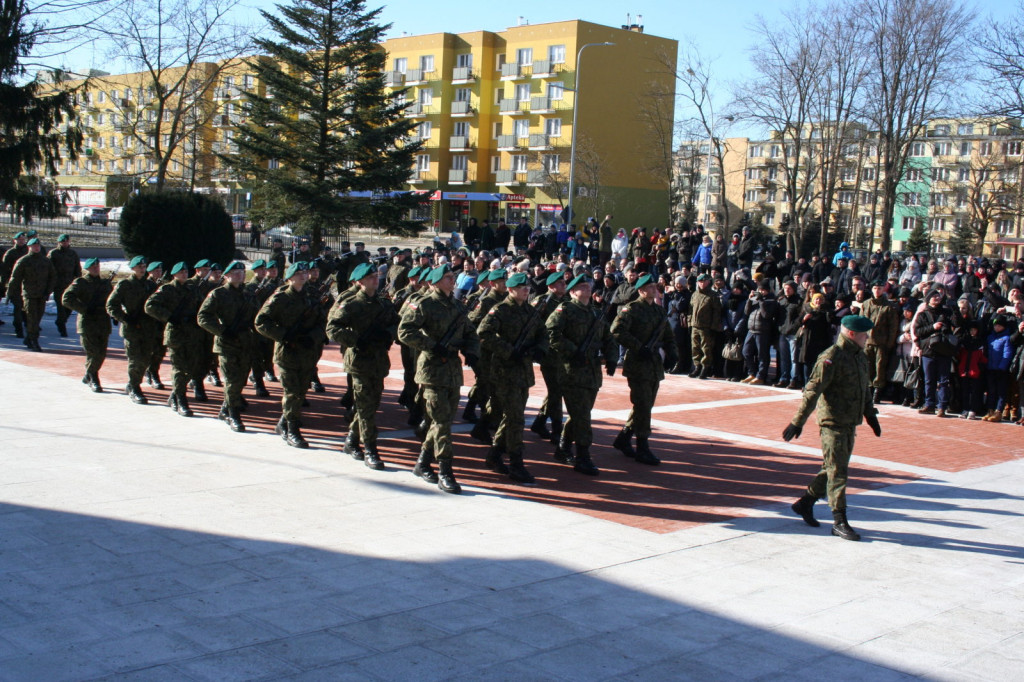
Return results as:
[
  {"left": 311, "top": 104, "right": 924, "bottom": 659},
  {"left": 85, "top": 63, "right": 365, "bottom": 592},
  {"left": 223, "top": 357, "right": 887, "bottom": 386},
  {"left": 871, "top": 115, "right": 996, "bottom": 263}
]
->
[
  {"left": 611, "top": 298, "right": 675, "bottom": 382},
  {"left": 859, "top": 296, "right": 900, "bottom": 348},
  {"left": 107, "top": 275, "right": 159, "bottom": 339},
  {"left": 145, "top": 279, "right": 202, "bottom": 348},
  {"left": 198, "top": 282, "right": 259, "bottom": 355},
  {"left": 326, "top": 288, "right": 397, "bottom": 378},
  {"left": 62, "top": 273, "right": 113, "bottom": 335},
  {"left": 791, "top": 334, "right": 872, "bottom": 430},
  {"left": 398, "top": 289, "right": 480, "bottom": 389},
  {"left": 468, "top": 289, "right": 503, "bottom": 326},
  {"left": 478, "top": 295, "right": 548, "bottom": 388},
  {"left": 1, "top": 244, "right": 26, "bottom": 286},
  {"left": 48, "top": 246, "right": 81, "bottom": 290},
  {"left": 9, "top": 251, "right": 56, "bottom": 301},
  {"left": 689, "top": 288, "right": 723, "bottom": 330},
  {"left": 254, "top": 284, "right": 327, "bottom": 369},
  {"left": 546, "top": 299, "right": 617, "bottom": 389}
]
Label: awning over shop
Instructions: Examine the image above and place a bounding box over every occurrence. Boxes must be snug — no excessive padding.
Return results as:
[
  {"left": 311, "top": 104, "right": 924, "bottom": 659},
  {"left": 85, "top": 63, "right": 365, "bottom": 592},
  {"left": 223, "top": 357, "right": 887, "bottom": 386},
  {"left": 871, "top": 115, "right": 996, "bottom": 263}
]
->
[{"left": 440, "top": 192, "right": 502, "bottom": 202}]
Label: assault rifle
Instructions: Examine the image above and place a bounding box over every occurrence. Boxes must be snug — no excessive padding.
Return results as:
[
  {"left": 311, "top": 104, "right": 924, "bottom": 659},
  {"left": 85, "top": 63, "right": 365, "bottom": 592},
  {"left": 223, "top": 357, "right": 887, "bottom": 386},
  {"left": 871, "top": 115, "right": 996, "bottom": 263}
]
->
[
  {"left": 641, "top": 315, "right": 668, "bottom": 354},
  {"left": 511, "top": 298, "right": 543, "bottom": 356},
  {"left": 573, "top": 309, "right": 603, "bottom": 363},
  {"left": 434, "top": 312, "right": 466, "bottom": 364},
  {"left": 87, "top": 265, "right": 119, "bottom": 314}
]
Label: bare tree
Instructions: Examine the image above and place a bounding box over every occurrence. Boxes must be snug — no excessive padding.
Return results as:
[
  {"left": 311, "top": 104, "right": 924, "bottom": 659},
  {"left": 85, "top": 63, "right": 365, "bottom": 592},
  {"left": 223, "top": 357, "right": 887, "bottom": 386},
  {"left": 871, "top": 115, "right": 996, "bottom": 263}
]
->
[
  {"left": 673, "top": 123, "right": 708, "bottom": 227},
  {"left": 860, "top": 0, "right": 975, "bottom": 253},
  {"left": 572, "top": 135, "right": 608, "bottom": 222},
  {"left": 975, "top": 1, "right": 1024, "bottom": 119},
  {"left": 950, "top": 147, "right": 1024, "bottom": 255}
]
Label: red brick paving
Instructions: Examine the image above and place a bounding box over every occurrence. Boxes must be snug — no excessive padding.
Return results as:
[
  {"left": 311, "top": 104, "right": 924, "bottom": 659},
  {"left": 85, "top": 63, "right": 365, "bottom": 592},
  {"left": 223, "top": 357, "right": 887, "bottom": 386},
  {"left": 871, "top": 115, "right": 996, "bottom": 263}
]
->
[{"left": 2, "top": 332, "right": 1018, "bottom": 533}]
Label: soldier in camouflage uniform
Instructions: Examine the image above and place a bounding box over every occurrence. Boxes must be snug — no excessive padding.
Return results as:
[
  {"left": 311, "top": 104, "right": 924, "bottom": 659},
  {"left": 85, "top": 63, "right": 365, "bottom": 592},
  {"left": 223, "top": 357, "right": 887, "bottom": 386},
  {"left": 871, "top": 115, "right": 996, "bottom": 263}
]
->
[
  {"left": 467, "top": 269, "right": 507, "bottom": 442},
  {"left": 258, "top": 262, "right": 281, "bottom": 383},
  {"left": 245, "top": 259, "right": 277, "bottom": 397},
  {"left": 305, "top": 259, "right": 332, "bottom": 394},
  {"left": 545, "top": 274, "right": 619, "bottom": 476},
  {"left": 145, "top": 262, "right": 205, "bottom": 418},
  {"left": 199, "top": 261, "right": 259, "bottom": 432},
  {"left": 144, "top": 261, "right": 168, "bottom": 390},
  {"left": 477, "top": 272, "right": 548, "bottom": 483},
  {"left": 1, "top": 231, "right": 28, "bottom": 338},
  {"left": 859, "top": 280, "right": 900, "bottom": 402},
  {"left": 459, "top": 271, "right": 491, "bottom": 422},
  {"left": 106, "top": 256, "right": 160, "bottom": 404},
  {"left": 688, "top": 273, "right": 723, "bottom": 380},
  {"left": 398, "top": 265, "right": 480, "bottom": 493},
  {"left": 326, "top": 262, "right": 398, "bottom": 469},
  {"left": 47, "top": 234, "right": 81, "bottom": 337},
  {"left": 255, "top": 262, "right": 326, "bottom": 448},
  {"left": 62, "top": 258, "right": 114, "bottom": 392},
  {"left": 783, "top": 314, "right": 882, "bottom": 541},
  {"left": 529, "top": 271, "right": 568, "bottom": 443},
  {"left": 7, "top": 237, "right": 55, "bottom": 351},
  {"left": 394, "top": 265, "right": 426, "bottom": 413},
  {"left": 610, "top": 273, "right": 678, "bottom": 465}
]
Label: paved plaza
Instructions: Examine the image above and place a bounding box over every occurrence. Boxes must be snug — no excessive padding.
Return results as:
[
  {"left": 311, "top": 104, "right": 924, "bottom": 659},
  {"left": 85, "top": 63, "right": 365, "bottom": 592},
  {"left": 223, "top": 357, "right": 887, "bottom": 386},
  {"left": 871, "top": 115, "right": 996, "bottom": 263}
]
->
[{"left": 0, "top": 322, "right": 1022, "bottom": 681}]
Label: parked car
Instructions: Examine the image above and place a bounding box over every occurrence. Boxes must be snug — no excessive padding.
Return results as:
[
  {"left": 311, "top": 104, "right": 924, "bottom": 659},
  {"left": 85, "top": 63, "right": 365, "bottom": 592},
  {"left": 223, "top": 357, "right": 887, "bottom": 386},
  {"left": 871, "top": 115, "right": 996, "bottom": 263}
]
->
[
  {"left": 230, "top": 214, "right": 250, "bottom": 230},
  {"left": 264, "top": 225, "right": 294, "bottom": 241},
  {"left": 66, "top": 206, "right": 86, "bottom": 223},
  {"left": 81, "top": 207, "right": 109, "bottom": 226},
  {"left": 108, "top": 206, "right": 123, "bottom": 223}
]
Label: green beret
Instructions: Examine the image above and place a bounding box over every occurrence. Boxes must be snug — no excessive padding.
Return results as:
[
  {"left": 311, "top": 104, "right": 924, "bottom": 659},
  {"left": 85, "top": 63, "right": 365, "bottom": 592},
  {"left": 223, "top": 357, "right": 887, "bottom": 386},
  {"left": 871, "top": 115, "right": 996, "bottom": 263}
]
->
[
  {"left": 349, "top": 262, "right": 376, "bottom": 282},
  {"left": 285, "top": 261, "right": 307, "bottom": 280},
  {"left": 568, "top": 274, "right": 592, "bottom": 290},
  {"left": 635, "top": 273, "right": 654, "bottom": 290},
  {"left": 209, "top": 263, "right": 223, "bottom": 271},
  {"left": 129, "top": 255, "right": 147, "bottom": 268},
  {"left": 26, "top": 237, "right": 39, "bottom": 246},
  {"left": 475, "top": 271, "right": 490, "bottom": 285},
  {"left": 408, "top": 266, "right": 422, "bottom": 279},
  {"left": 546, "top": 271, "right": 564, "bottom": 286},
  {"left": 488, "top": 269, "right": 507, "bottom": 282},
  {"left": 870, "top": 279, "right": 885, "bottom": 288},
  {"left": 308, "top": 258, "right": 321, "bottom": 270},
  {"left": 14, "top": 231, "right": 25, "bottom": 239},
  {"left": 224, "top": 261, "right": 245, "bottom": 273},
  {"left": 841, "top": 314, "right": 874, "bottom": 333},
  {"left": 83, "top": 257, "right": 99, "bottom": 269},
  {"left": 426, "top": 264, "right": 451, "bottom": 284},
  {"left": 146, "top": 261, "right": 163, "bottom": 273},
  {"left": 696, "top": 274, "right": 710, "bottom": 282},
  {"left": 58, "top": 233, "right": 69, "bottom": 242},
  {"left": 251, "top": 259, "right": 267, "bottom": 270},
  {"left": 507, "top": 272, "right": 529, "bottom": 288},
  {"left": 170, "top": 262, "right": 187, "bottom": 275},
  {"left": 194, "top": 259, "right": 210, "bottom": 268},
  {"left": 26, "top": 230, "right": 36, "bottom": 237}
]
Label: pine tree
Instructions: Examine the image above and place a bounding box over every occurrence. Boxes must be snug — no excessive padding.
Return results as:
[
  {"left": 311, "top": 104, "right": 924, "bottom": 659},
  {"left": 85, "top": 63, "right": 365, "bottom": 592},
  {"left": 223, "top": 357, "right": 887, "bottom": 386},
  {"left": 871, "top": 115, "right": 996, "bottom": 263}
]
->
[
  {"left": 227, "top": 0, "right": 422, "bottom": 245},
  {"left": 946, "top": 218, "right": 977, "bottom": 256},
  {"left": 905, "top": 219, "right": 931, "bottom": 255},
  {"left": 0, "top": 0, "right": 81, "bottom": 220}
]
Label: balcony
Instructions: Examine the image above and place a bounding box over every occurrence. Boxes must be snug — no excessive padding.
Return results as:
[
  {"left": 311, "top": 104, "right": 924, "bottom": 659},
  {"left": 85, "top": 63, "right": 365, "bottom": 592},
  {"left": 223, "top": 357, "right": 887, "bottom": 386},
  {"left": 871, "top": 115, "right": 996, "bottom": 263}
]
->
[
  {"left": 495, "top": 170, "right": 517, "bottom": 184},
  {"left": 214, "top": 114, "right": 238, "bottom": 127},
  {"left": 500, "top": 63, "right": 530, "bottom": 80},
  {"left": 496, "top": 134, "right": 520, "bottom": 151},
  {"left": 448, "top": 169, "right": 471, "bottom": 185},
  {"left": 451, "top": 67, "right": 476, "bottom": 83},
  {"left": 531, "top": 59, "right": 562, "bottom": 78},
  {"left": 384, "top": 71, "right": 405, "bottom": 87},
  {"left": 449, "top": 135, "right": 473, "bottom": 150},
  {"left": 450, "top": 101, "right": 474, "bottom": 117},
  {"left": 120, "top": 98, "right": 135, "bottom": 109},
  {"left": 529, "top": 96, "right": 566, "bottom": 114},
  {"left": 408, "top": 170, "right": 435, "bottom": 184},
  {"left": 499, "top": 99, "right": 528, "bottom": 115},
  {"left": 410, "top": 134, "right": 435, "bottom": 147},
  {"left": 403, "top": 103, "right": 438, "bottom": 118},
  {"left": 526, "top": 170, "right": 546, "bottom": 186},
  {"left": 528, "top": 134, "right": 557, "bottom": 150},
  {"left": 405, "top": 69, "right": 436, "bottom": 85}
]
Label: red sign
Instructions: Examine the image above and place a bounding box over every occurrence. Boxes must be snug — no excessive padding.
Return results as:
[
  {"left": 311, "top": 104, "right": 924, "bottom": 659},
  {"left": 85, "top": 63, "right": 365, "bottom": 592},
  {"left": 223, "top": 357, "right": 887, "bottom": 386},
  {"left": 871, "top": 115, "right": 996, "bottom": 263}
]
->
[
  {"left": 507, "top": 203, "right": 531, "bottom": 209},
  {"left": 538, "top": 204, "right": 559, "bottom": 212},
  {"left": 503, "top": 194, "right": 526, "bottom": 202},
  {"left": 430, "top": 190, "right": 442, "bottom": 201}
]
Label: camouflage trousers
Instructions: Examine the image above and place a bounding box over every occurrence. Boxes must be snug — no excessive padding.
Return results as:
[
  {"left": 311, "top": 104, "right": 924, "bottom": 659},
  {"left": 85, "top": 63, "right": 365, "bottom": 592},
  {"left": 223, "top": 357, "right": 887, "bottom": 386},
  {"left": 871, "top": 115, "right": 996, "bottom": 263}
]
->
[
  {"left": 10, "top": 299, "right": 25, "bottom": 335},
  {"left": 493, "top": 383, "right": 529, "bottom": 454},
  {"left": 219, "top": 349, "right": 251, "bottom": 408},
  {"left": 168, "top": 335, "right": 206, "bottom": 395},
  {"left": 123, "top": 333, "right": 158, "bottom": 388},
  {"left": 148, "top": 335, "right": 166, "bottom": 377},
  {"left": 279, "top": 361, "right": 314, "bottom": 421},
  {"left": 625, "top": 376, "right": 661, "bottom": 438},
  {"left": 54, "top": 286, "right": 72, "bottom": 331},
  {"left": 864, "top": 344, "right": 890, "bottom": 389},
  {"left": 537, "top": 362, "right": 563, "bottom": 427},
  {"left": 563, "top": 385, "right": 598, "bottom": 447},
  {"left": 468, "top": 362, "right": 496, "bottom": 425},
  {"left": 400, "top": 344, "right": 417, "bottom": 401},
  {"left": 691, "top": 328, "right": 716, "bottom": 368},
  {"left": 80, "top": 329, "right": 110, "bottom": 377},
  {"left": 806, "top": 426, "right": 855, "bottom": 511},
  {"left": 423, "top": 385, "right": 460, "bottom": 462},
  {"left": 251, "top": 335, "right": 274, "bottom": 377},
  {"left": 351, "top": 373, "right": 385, "bottom": 447},
  {"left": 23, "top": 297, "right": 45, "bottom": 340}
]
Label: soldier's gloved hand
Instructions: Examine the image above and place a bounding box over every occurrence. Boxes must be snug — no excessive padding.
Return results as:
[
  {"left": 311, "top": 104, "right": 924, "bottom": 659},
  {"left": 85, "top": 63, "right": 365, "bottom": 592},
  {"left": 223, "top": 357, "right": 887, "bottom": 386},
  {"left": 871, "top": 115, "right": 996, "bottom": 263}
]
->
[
  {"left": 865, "top": 411, "right": 882, "bottom": 437},
  {"left": 605, "top": 362, "right": 616, "bottom": 376},
  {"left": 531, "top": 347, "right": 546, "bottom": 362},
  {"left": 464, "top": 353, "right": 479, "bottom": 371},
  {"left": 782, "top": 424, "right": 802, "bottom": 441}
]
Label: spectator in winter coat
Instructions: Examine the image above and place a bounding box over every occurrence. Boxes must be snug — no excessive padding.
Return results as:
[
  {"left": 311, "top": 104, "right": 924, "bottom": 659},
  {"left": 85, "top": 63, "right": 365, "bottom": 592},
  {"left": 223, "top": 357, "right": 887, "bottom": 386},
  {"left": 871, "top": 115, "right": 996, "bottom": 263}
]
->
[
  {"left": 956, "top": 321, "right": 986, "bottom": 419},
  {"left": 741, "top": 281, "right": 781, "bottom": 385},
  {"left": 983, "top": 315, "right": 1015, "bottom": 421},
  {"left": 691, "top": 235, "right": 713, "bottom": 273}
]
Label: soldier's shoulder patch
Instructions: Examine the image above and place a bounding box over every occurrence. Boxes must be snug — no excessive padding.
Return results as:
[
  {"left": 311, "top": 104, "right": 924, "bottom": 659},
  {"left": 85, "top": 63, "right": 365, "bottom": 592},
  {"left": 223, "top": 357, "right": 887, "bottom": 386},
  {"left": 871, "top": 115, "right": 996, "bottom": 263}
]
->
[
  {"left": 408, "top": 302, "right": 418, "bottom": 310},
  {"left": 554, "top": 304, "right": 564, "bottom": 313},
  {"left": 487, "top": 307, "right": 497, "bottom": 314},
  {"left": 822, "top": 359, "right": 832, "bottom": 366}
]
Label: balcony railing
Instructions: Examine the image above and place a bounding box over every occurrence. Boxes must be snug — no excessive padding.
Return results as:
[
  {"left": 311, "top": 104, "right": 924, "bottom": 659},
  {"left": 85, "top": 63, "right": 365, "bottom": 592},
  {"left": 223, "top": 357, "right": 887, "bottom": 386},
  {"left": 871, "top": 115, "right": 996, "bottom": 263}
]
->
[
  {"left": 499, "top": 99, "right": 527, "bottom": 115},
  {"left": 408, "top": 170, "right": 435, "bottom": 183},
  {"left": 496, "top": 134, "right": 519, "bottom": 150},
  {"left": 526, "top": 170, "right": 546, "bottom": 186},
  {"left": 449, "top": 135, "right": 472, "bottom": 150},
  {"left": 495, "top": 170, "right": 517, "bottom": 184},
  {"left": 384, "top": 71, "right": 405, "bottom": 87},
  {"left": 531, "top": 59, "right": 560, "bottom": 77},
  {"left": 528, "top": 134, "right": 557, "bottom": 150},
  {"left": 451, "top": 67, "right": 476, "bottom": 82},
  {"left": 500, "top": 63, "right": 530, "bottom": 80},
  {"left": 529, "top": 96, "right": 567, "bottom": 113},
  {"left": 450, "top": 101, "right": 474, "bottom": 117},
  {"left": 404, "top": 103, "right": 438, "bottom": 118},
  {"left": 405, "top": 69, "right": 436, "bottom": 85},
  {"left": 448, "top": 169, "right": 471, "bottom": 184}
]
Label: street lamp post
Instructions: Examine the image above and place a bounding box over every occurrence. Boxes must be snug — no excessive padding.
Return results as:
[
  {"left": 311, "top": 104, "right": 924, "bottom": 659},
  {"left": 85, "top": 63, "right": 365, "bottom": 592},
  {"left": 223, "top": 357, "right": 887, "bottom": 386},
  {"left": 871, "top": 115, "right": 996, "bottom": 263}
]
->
[{"left": 566, "top": 41, "right": 614, "bottom": 228}]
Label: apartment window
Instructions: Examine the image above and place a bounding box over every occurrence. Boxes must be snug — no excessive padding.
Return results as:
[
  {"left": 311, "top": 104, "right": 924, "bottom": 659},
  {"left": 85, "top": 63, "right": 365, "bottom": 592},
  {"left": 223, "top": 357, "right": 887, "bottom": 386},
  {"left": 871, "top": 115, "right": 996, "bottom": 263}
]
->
[
  {"left": 906, "top": 169, "right": 923, "bottom": 182},
  {"left": 516, "top": 48, "right": 533, "bottom": 65},
  {"left": 997, "top": 219, "right": 1014, "bottom": 235},
  {"left": 491, "top": 156, "right": 501, "bottom": 173},
  {"left": 147, "top": 159, "right": 155, "bottom": 171},
  {"left": 933, "top": 142, "right": 952, "bottom": 156},
  {"left": 511, "top": 154, "right": 528, "bottom": 172},
  {"left": 767, "top": 166, "right": 778, "bottom": 180},
  {"left": 903, "top": 192, "right": 920, "bottom": 206},
  {"left": 542, "top": 154, "right": 560, "bottom": 173},
  {"left": 243, "top": 74, "right": 254, "bottom": 89},
  {"left": 514, "top": 118, "right": 529, "bottom": 138},
  {"left": 979, "top": 192, "right": 989, "bottom": 206},
  {"left": 764, "top": 212, "right": 775, "bottom": 226},
  {"left": 980, "top": 141, "right": 992, "bottom": 156},
  {"left": 417, "top": 121, "right": 431, "bottom": 139},
  {"left": 452, "top": 155, "right": 467, "bottom": 171},
  {"left": 547, "top": 82, "right": 564, "bottom": 100},
  {"left": 902, "top": 216, "right": 917, "bottom": 231},
  {"left": 415, "top": 154, "right": 430, "bottom": 171},
  {"left": 769, "top": 145, "right": 781, "bottom": 158},
  {"left": 545, "top": 118, "right": 561, "bottom": 137},
  {"left": 928, "top": 218, "right": 946, "bottom": 231},
  {"left": 494, "top": 87, "right": 503, "bottom": 105},
  {"left": 110, "top": 89, "right": 118, "bottom": 100},
  {"left": 958, "top": 123, "right": 974, "bottom": 135},
  {"left": 111, "top": 136, "right": 118, "bottom": 148},
  {"left": 861, "top": 215, "right": 873, "bottom": 227},
  {"left": 456, "top": 53, "right": 472, "bottom": 68},
  {"left": 1001, "top": 168, "right": 1019, "bottom": 183},
  {"left": 394, "top": 57, "right": 407, "bottom": 73},
  {"left": 745, "top": 189, "right": 759, "bottom": 202},
  {"left": 453, "top": 121, "right": 469, "bottom": 137},
  {"left": 862, "top": 191, "right": 873, "bottom": 204},
  {"left": 933, "top": 167, "right": 949, "bottom": 182},
  {"left": 748, "top": 145, "right": 763, "bottom": 157},
  {"left": 956, "top": 193, "right": 968, "bottom": 208},
  {"left": 492, "top": 122, "right": 502, "bottom": 139},
  {"left": 766, "top": 190, "right": 776, "bottom": 203},
  {"left": 745, "top": 168, "right": 760, "bottom": 180},
  {"left": 932, "top": 124, "right": 950, "bottom": 135},
  {"left": 1002, "top": 141, "right": 1022, "bottom": 156},
  {"left": 419, "top": 55, "right": 434, "bottom": 73},
  {"left": 515, "top": 83, "right": 531, "bottom": 101},
  {"left": 171, "top": 160, "right": 179, "bottom": 172},
  {"left": 268, "top": 158, "right": 279, "bottom": 170},
  {"left": 958, "top": 167, "right": 970, "bottom": 182},
  {"left": 959, "top": 141, "right": 971, "bottom": 156},
  {"left": 496, "top": 53, "right": 506, "bottom": 70},
  {"left": 931, "top": 193, "right": 946, "bottom": 206},
  {"left": 911, "top": 142, "right": 926, "bottom": 157},
  {"left": 549, "top": 45, "right": 566, "bottom": 63},
  {"left": 418, "top": 89, "right": 433, "bottom": 106},
  {"left": 839, "top": 191, "right": 854, "bottom": 204},
  {"left": 455, "top": 87, "right": 471, "bottom": 102},
  {"left": 989, "top": 124, "right": 1000, "bottom": 135}
]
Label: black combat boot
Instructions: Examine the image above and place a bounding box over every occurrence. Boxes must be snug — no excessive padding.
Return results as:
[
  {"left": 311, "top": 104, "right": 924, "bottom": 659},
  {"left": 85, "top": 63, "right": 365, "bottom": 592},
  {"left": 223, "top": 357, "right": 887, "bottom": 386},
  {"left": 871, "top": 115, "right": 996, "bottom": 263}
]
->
[
  {"left": 553, "top": 436, "right": 574, "bottom": 465},
  {"left": 311, "top": 371, "right": 325, "bottom": 394},
  {"left": 414, "top": 417, "right": 430, "bottom": 440},
  {"left": 265, "top": 370, "right": 278, "bottom": 383},
  {"left": 29, "top": 336, "right": 42, "bottom": 352},
  {"left": 530, "top": 412, "right": 551, "bottom": 440},
  {"left": 127, "top": 383, "right": 147, "bottom": 405},
  {"left": 208, "top": 369, "right": 223, "bottom": 387},
  {"left": 275, "top": 416, "right": 287, "bottom": 439},
  {"left": 193, "top": 380, "right": 208, "bottom": 403},
  {"left": 831, "top": 510, "right": 861, "bottom": 541},
  {"left": 612, "top": 427, "right": 636, "bottom": 458},
  {"left": 146, "top": 370, "right": 155, "bottom": 387},
  {"left": 437, "top": 459, "right": 462, "bottom": 494},
  {"left": 343, "top": 430, "right": 364, "bottom": 460},
  {"left": 226, "top": 407, "right": 244, "bottom": 432},
  {"left": 688, "top": 364, "right": 701, "bottom": 378},
  {"left": 507, "top": 451, "right": 535, "bottom": 484},
  {"left": 791, "top": 494, "right": 820, "bottom": 527},
  {"left": 462, "top": 398, "right": 478, "bottom": 423},
  {"left": 218, "top": 402, "right": 228, "bottom": 420},
  {"left": 634, "top": 436, "right": 661, "bottom": 466},
  {"left": 176, "top": 393, "right": 194, "bottom": 417},
  {"left": 363, "top": 444, "right": 384, "bottom": 470},
  {"left": 285, "top": 420, "right": 309, "bottom": 449},
  {"left": 254, "top": 376, "right": 270, "bottom": 398},
  {"left": 413, "top": 445, "right": 439, "bottom": 483},
  {"left": 150, "top": 370, "right": 165, "bottom": 390},
  {"left": 470, "top": 420, "right": 492, "bottom": 445},
  {"left": 699, "top": 366, "right": 711, "bottom": 380},
  {"left": 88, "top": 372, "right": 102, "bottom": 393},
  {"left": 485, "top": 444, "right": 509, "bottom": 474},
  {"left": 573, "top": 444, "right": 599, "bottom": 476}
]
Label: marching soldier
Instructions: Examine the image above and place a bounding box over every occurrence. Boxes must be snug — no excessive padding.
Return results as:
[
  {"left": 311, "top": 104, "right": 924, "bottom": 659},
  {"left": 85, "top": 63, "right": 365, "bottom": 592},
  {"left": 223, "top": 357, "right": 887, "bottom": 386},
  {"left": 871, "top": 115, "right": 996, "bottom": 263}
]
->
[
  {"left": 62, "top": 258, "right": 114, "bottom": 391},
  {"left": 2, "top": 231, "right": 28, "bottom": 338},
  {"left": 7, "top": 237, "right": 55, "bottom": 351},
  {"left": 398, "top": 265, "right": 480, "bottom": 493},
  {"left": 546, "top": 274, "right": 619, "bottom": 476},
  {"left": 255, "top": 262, "right": 326, "bottom": 448},
  {"left": 306, "top": 259, "right": 331, "bottom": 394},
  {"left": 529, "top": 271, "right": 568, "bottom": 442},
  {"left": 326, "top": 262, "right": 398, "bottom": 469},
  {"left": 246, "top": 259, "right": 276, "bottom": 397},
  {"left": 48, "top": 234, "right": 81, "bottom": 337},
  {"left": 106, "top": 256, "right": 160, "bottom": 404},
  {"left": 145, "top": 261, "right": 167, "bottom": 390},
  {"left": 610, "top": 273, "right": 678, "bottom": 465},
  {"left": 393, "top": 265, "right": 425, "bottom": 412},
  {"left": 477, "top": 272, "right": 548, "bottom": 483},
  {"left": 145, "top": 262, "right": 204, "bottom": 418},
  {"left": 466, "top": 269, "right": 507, "bottom": 441},
  {"left": 199, "top": 261, "right": 259, "bottom": 432}
]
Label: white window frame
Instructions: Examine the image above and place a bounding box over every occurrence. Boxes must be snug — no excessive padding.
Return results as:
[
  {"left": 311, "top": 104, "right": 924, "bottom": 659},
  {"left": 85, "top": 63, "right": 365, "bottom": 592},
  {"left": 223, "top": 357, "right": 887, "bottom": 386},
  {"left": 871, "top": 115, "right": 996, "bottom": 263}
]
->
[
  {"left": 547, "top": 82, "right": 563, "bottom": 100},
  {"left": 545, "top": 118, "right": 561, "bottom": 137},
  {"left": 515, "top": 83, "right": 531, "bottom": 102},
  {"left": 415, "top": 154, "right": 430, "bottom": 172},
  {"left": 542, "top": 154, "right": 560, "bottom": 174},
  {"left": 548, "top": 45, "right": 566, "bottom": 63},
  {"left": 511, "top": 154, "right": 528, "bottom": 172},
  {"left": 419, "top": 55, "right": 434, "bottom": 73},
  {"left": 394, "top": 57, "right": 407, "bottom": 74},
  {"left": 516, "top": 48, "right": 533, "bottom": 65}
]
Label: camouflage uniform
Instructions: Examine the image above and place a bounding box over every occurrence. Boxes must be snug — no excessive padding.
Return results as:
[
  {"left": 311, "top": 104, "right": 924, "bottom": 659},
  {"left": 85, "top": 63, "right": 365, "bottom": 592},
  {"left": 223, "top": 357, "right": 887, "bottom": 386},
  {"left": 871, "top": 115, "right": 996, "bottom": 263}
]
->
[
  {"left": 8, "top": 251, "right": 55, "bottom": 347},
  {"left": 106, "top": 274, "right": 160, "bottom": 392},
  {"left": 145, "top": 279, "right": 205, "bottom": 396},
  {"left": 1, "top": 244, "right": 27, "bottom": 336},
  {"left": 689, "top": 287, "right": 723, "bottom": 371},
  {"left": 393, "top": 283, "right": 425, "bottom": 407},
  {"left": 398, "top": 289, "right": 480, "bottom": 464},
  {"left": 61, "top": 272, "right": 113, "bottom": 380},
  {"left": 467, "top": 288, "right": 504, "bottom": 425},
  {"left": 48, "top": 245, "right": 81, "bottom": 335},
  {"left": 532, "top": 292, "right": 567, "bottom": 435},
  {"left": 246, "top": 275, "right": 280, "bottom": 383},
  {"left": 198, "top": 281, "right": 258, "bottom": 409},
  {"left": 611, "top": 298, "right": 677, "bottom": 438},
  {"left": 790, "top": 333, "right": 872, "bottom": 510},
  {"left": 859, "top": 296, "right": 900, "bottom": 391},
  {"left": 326, "top": 288, "right": 398, "bottom": 451}
]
